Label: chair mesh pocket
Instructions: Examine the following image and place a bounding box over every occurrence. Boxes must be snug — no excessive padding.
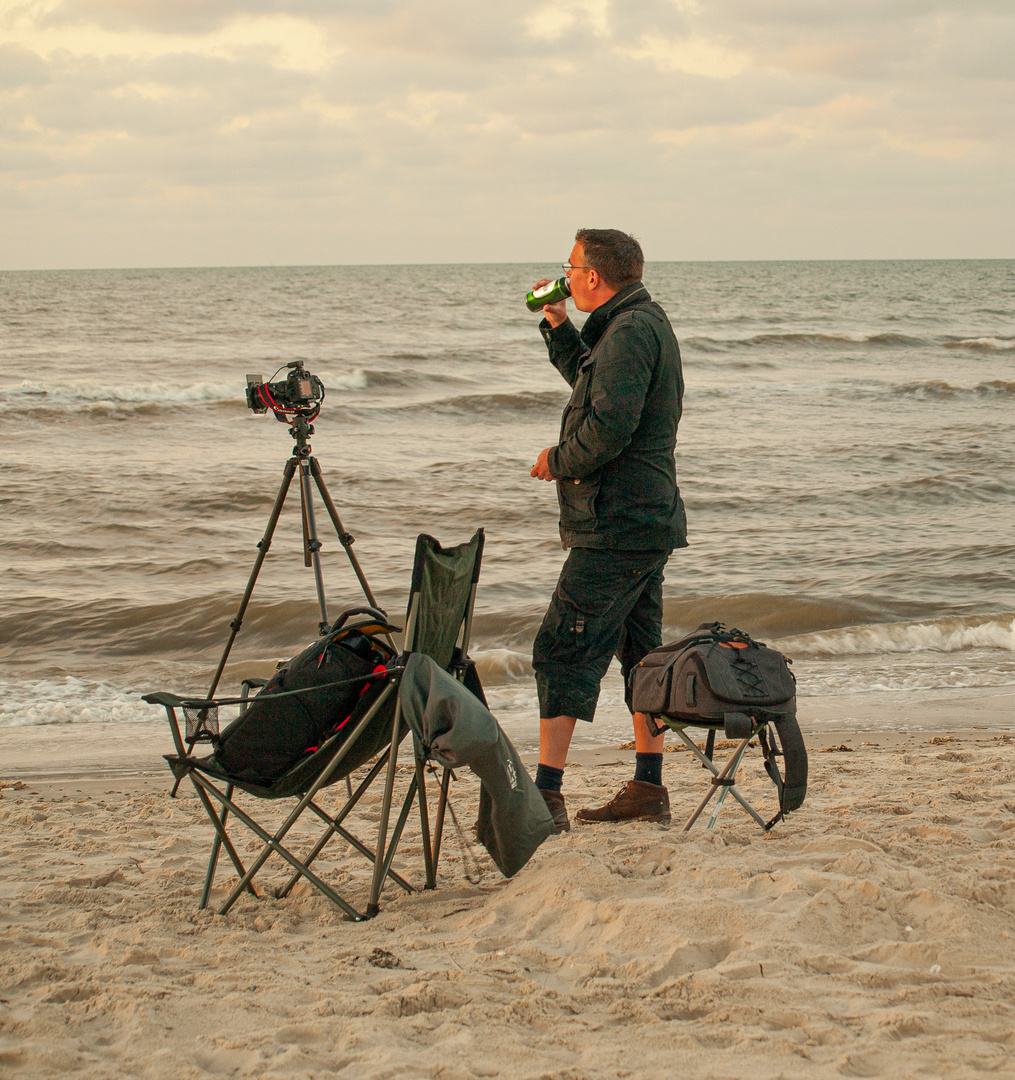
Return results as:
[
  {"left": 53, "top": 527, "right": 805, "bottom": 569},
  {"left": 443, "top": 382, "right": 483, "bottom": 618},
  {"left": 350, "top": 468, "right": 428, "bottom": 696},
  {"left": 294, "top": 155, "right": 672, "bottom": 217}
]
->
[{"left": 184, "top": 705, "right": 219, "bottom": 743}]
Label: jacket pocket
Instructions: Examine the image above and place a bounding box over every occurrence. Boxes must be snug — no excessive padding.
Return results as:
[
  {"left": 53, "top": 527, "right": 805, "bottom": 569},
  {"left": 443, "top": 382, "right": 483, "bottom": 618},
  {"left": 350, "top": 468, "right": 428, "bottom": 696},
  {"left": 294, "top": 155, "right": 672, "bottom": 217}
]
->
[{"left": 557, "top": 473, "right": 600, "bottom": 532}]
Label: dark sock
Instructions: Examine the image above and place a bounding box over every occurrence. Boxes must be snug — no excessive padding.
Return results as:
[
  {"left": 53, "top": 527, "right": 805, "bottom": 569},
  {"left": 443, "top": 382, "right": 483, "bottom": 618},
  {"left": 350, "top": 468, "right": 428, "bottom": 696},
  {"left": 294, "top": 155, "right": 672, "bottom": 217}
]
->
[
  {"left": 535, "top": 763, "right": 564, "bottom": 793},
  {"left": 634, "top": 752, "right": 663, "bottom": 788}
]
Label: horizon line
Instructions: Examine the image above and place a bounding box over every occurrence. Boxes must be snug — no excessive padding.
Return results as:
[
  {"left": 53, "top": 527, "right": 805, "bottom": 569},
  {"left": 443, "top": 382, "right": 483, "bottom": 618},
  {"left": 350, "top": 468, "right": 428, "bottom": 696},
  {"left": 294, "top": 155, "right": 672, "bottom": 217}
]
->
[{"left": 2, "top": 256, "right": 1013, "bottom": 273}]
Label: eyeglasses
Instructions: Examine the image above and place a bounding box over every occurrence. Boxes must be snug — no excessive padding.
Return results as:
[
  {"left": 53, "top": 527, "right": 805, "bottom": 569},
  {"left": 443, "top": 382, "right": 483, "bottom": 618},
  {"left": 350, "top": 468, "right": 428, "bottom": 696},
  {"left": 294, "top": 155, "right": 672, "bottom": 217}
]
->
[{"left": 562, "top": 263, "right": 592, "bottom": 273}]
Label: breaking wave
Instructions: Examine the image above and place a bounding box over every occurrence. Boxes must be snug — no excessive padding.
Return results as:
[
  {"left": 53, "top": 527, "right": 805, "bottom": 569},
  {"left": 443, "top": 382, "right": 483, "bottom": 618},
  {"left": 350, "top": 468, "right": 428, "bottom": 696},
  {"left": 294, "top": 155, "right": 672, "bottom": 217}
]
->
[
  {"left": 0, "top": 379, "right": 242, "bottom": 410},
  {"left": 393, "top": 390, "right": 568, "bottom": 419},
  {"left": 775, "top": 614, "right": 1015, "bottom": 658},
  {"left": 684, "top": 331, "right": 924, "bottom": 353},
  {"left": 0, "top": 676, "right": 159, "bottom": 728},
  {"left": 943, "top": 337, "right": 1015, "bottom": 352},
  {"left": 684, "top": 332, "right": 1015, "bottom": 357},
  {"left": 0, "top": 366, "right": 461, "bottom": 417},
  {"left": 472, "top": 648, "right": 533, "bottom": 684},
  {"left": 832, "top": 379, "right": 1015, "bottom": 402},
  {"left": 893, "top": 379, "right": 1015, "bottom": 400}
]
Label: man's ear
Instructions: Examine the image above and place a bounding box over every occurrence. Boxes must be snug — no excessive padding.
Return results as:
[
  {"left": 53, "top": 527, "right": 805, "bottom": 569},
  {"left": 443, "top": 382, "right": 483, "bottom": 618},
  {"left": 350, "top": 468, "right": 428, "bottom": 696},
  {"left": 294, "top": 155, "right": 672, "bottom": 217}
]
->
[{"left": 587, "top": 268, "right": 601, "bottom": 291}]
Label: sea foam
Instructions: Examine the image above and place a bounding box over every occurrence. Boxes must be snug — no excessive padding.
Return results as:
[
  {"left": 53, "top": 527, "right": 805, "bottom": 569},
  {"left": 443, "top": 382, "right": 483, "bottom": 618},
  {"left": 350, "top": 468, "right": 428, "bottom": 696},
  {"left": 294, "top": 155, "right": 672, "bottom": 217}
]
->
[{"left": 0, "top": 677, "right": 161, "bottom": 728}]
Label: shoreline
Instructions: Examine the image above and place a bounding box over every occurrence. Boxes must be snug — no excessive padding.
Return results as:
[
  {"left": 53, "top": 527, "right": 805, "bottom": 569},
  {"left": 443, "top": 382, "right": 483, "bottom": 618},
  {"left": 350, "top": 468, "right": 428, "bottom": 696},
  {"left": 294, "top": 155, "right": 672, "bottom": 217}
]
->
[{"left": 2, "top": 681, "right": 1012, "bottom": 787}]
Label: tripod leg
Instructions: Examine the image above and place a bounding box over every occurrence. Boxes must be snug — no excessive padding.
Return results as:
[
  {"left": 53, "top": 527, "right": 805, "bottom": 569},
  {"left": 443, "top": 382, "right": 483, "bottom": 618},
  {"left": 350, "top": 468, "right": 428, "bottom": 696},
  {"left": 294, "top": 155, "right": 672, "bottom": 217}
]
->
[
  {"left": 299, "top": 458, "right": 330, "bottom": 635},
  {"left": 206, "top": 457, "right": 297, "bottom": 700},
  {"left": 310, "top": 458, "right": 381, "bottom": 610}
]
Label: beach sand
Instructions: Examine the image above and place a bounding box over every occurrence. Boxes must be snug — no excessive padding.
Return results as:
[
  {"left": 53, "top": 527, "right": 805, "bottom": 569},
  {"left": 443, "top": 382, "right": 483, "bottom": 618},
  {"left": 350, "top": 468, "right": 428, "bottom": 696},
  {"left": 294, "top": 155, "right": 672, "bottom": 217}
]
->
[{"left": 2, "top": 709, "right": 1015, "bottom": 1079}]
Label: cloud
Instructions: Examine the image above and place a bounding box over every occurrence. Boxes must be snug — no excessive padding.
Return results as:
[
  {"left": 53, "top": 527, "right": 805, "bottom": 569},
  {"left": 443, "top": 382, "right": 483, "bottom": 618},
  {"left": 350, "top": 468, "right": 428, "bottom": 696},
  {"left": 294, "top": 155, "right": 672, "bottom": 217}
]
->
[
  {"left": 621, "top": 33, "right": 751, "bottom": 78},
  {"left": 524, "top": 0, "right": 610, "bottom": 42},
  {"left": 0, "top": 0, "right": 1012, "bottom": 266},
  {"left": 0, "top": 41, "right": 50, "bottom": 87}
]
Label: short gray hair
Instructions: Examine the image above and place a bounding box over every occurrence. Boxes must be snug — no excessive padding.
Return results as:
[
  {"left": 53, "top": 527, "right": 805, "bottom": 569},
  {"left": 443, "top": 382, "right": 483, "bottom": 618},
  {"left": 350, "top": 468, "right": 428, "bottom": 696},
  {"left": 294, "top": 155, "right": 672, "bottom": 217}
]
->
[{"left": 574, "top": 229, "right": 644, "bottom": 287}]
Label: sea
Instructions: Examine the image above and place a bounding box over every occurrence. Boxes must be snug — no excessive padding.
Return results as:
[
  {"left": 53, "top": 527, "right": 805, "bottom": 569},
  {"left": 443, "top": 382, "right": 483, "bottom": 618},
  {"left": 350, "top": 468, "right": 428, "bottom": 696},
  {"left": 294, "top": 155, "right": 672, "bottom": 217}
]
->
[{"left": 2, "top": 261, "right": 1013, "bottom": 750}]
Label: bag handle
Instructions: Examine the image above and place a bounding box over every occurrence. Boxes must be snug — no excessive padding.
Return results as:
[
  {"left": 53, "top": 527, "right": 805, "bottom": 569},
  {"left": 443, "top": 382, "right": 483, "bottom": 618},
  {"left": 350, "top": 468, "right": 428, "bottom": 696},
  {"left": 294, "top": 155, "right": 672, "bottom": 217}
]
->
[{"left": 332, "top": 605, "right": 389, "bottom": 629}]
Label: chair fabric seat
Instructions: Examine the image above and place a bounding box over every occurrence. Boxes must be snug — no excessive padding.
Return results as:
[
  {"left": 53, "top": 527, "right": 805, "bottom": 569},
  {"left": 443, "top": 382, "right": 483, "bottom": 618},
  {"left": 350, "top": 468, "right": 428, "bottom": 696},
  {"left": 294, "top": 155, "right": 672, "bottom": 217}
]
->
[
  {"left": 163, "top": 724, "right": 388, "bottom": 800},
  {"left": 197, "top": 697, "right": 396, "bottom": 798}
]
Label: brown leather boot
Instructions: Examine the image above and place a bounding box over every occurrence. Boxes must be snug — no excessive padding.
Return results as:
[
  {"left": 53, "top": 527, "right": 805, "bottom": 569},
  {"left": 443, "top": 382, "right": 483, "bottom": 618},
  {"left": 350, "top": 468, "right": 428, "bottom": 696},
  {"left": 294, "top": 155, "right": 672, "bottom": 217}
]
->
[
  {"left": 575, "top": 780, "right": 671, "bottom": 824},
  {"left": 539, "top": 789, "right": 571, "bottom": 833}
]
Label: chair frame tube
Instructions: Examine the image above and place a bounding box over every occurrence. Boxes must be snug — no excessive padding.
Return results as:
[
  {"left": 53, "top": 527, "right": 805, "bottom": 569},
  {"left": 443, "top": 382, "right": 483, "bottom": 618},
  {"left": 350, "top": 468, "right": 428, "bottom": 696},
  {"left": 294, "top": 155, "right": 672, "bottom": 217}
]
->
[
  {"left": 275, "top": 754, "right": 413, "bottom": 899},
  {"left": 191, "top": 772, "right": 362, "bottom": 920},
  {"left": 366, "top": 700, "right": 406, "bottom": 917}
]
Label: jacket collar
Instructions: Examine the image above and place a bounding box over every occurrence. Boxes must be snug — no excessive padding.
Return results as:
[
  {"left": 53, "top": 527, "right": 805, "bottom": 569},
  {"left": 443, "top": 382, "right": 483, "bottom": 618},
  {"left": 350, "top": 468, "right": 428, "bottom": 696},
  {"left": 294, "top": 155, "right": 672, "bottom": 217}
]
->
[{"left": 580, "top": 281, "right": 651, "bottom": 350}]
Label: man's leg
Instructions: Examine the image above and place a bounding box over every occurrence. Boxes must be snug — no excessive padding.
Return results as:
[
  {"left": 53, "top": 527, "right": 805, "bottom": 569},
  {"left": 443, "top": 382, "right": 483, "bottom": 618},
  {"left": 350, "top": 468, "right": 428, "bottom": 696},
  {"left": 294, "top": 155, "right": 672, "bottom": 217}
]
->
[
  {"left": 633, "top": 711, "right": 665, "bottom": 753},
  {"left": 576, "top": 557, "right": 672, "bottom": 824},
  {"left": 624, "top": 560, "right": 668, "bottom": 789},
  {"left": 539, "top": 715, "right": 578, "bottom": 770},
  {"left": 534, "top": 715, "right": 577, "bottom": 833},
  {"left": 532, "top": 549, "right": 656, "bottom": 833}
]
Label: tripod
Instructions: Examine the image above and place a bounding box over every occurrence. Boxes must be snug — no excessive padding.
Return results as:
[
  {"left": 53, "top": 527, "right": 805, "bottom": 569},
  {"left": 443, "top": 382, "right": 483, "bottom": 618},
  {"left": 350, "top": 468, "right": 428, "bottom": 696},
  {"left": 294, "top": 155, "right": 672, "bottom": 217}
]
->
[{"left": 205, "top": 412, "right": 381, "bottom": 701}]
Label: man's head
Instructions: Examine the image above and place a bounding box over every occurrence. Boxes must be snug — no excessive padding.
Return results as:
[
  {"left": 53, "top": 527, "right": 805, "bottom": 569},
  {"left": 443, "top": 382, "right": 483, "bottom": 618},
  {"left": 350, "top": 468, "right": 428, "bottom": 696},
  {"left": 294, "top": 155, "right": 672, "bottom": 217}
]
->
[{"left": 566, "top": 228, "right": 644, "bottom": 313}]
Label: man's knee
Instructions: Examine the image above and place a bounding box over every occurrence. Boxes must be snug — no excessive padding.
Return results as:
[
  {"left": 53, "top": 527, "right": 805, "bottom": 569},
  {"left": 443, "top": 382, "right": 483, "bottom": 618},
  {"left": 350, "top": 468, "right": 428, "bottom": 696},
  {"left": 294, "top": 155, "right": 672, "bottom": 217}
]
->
[{"left": 535, "top": 668, "right": 602, "bottom": 724}]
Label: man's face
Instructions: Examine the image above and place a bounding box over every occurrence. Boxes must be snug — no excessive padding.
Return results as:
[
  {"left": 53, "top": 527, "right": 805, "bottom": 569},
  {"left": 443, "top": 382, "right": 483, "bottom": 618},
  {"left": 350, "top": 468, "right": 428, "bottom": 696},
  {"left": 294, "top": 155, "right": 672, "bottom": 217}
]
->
[{"left": 566, "top": 243, "right": 595, "bottom": 312}]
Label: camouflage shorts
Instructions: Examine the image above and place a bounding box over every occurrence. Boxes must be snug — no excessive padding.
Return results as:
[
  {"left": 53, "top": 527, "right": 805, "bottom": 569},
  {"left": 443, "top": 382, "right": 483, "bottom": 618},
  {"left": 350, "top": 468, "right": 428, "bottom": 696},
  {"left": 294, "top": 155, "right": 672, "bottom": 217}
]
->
[{"left": 532, "top": 547, "right": 669, "bottom": 722}]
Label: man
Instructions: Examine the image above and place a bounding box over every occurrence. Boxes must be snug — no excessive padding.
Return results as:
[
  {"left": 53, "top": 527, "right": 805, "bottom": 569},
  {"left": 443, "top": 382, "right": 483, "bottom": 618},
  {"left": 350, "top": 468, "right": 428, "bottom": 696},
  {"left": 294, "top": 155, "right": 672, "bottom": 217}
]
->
[{"left": 529, "top": 228, "right": 686, "bottom": 832}]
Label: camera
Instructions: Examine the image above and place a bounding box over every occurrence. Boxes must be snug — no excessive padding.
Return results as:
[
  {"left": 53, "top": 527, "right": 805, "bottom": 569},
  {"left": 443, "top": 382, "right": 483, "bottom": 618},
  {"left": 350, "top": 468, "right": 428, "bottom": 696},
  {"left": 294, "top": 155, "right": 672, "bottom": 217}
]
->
[{"left": 246, "top": 362, "right": 325, "bottom": 417}]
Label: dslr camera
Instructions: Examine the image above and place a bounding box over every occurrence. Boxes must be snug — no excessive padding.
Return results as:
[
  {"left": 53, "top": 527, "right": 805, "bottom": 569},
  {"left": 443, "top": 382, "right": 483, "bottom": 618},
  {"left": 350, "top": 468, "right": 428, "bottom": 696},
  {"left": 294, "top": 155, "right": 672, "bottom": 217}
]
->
[{"left": 246, "top": 361, "right": 325, "bottom": 417}]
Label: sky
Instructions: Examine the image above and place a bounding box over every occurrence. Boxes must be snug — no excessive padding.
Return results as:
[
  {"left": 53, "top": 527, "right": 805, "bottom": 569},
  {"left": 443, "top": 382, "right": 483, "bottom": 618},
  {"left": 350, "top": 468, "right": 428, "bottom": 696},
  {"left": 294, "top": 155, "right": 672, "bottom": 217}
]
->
[{"left": 1, "top": 0, "right": 1013, "bottom": 268}]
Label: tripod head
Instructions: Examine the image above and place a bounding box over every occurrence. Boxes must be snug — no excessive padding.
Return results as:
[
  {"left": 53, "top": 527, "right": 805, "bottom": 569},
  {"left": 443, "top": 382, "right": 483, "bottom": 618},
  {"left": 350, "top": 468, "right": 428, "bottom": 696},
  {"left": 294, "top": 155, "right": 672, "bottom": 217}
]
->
[{"left": 288, "top": 413, "right": 315, "bottom": 458}]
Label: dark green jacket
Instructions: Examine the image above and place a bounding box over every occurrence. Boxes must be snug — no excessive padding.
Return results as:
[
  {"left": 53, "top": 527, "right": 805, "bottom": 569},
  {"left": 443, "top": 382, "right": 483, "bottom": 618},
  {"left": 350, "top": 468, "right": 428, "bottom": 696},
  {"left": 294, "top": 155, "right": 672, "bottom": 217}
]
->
[{"left": 540, "top": 282, "right": 687, "bottom": 551}]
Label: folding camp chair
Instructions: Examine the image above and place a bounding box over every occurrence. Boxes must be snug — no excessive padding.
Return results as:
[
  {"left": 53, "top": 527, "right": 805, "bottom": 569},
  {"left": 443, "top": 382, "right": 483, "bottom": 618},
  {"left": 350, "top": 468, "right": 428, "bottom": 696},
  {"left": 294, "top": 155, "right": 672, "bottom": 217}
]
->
[
  {"left": 144, "top": 528, "right": 485, "bottom": 921},
  {"left": 646, "top": 715, "right": 793, "bottom": 832}
]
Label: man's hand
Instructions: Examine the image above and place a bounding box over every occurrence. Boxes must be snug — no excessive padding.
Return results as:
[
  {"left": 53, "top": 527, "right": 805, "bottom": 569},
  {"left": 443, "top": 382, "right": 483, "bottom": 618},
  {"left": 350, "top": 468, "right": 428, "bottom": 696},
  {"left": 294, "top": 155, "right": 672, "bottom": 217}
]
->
[
  {"left": 530, "top": 447, "right": 555, "bottom": 481},
  {"left": 531, "top": 278, "right": 568, "bottom": 329}
]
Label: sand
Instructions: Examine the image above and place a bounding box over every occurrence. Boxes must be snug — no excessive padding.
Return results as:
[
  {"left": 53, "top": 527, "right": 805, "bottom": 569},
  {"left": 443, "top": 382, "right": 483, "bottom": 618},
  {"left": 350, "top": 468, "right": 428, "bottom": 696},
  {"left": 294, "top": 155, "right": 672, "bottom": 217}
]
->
[{"left": 2, "top": 720, "right": 1015, "bottom": 1079}]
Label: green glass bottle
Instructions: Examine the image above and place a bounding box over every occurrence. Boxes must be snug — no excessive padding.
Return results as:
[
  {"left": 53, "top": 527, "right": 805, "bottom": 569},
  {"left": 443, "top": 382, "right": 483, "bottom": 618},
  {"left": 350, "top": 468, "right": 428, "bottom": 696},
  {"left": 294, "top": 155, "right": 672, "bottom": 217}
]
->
[{"left": 525, "top": 275, "right": 572, "bottom": 312}]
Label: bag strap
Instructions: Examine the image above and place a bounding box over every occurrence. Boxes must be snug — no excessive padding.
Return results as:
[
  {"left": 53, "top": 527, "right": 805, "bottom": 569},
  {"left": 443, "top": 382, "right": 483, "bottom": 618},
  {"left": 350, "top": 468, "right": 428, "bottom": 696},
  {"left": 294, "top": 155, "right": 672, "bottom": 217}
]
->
[{"left": 759, "top": 725, "right": 786, "bottom": 829}]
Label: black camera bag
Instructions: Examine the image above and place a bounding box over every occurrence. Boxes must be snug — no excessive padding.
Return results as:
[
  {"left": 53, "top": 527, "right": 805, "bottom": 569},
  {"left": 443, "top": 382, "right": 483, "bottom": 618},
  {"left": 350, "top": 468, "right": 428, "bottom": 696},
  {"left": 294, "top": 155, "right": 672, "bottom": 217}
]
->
[
  {"left": 212, "top": 617, "right": 398, "bottom": 785},
  {"left": 630, "top": 623, "right": 807, "bottom": 814}
]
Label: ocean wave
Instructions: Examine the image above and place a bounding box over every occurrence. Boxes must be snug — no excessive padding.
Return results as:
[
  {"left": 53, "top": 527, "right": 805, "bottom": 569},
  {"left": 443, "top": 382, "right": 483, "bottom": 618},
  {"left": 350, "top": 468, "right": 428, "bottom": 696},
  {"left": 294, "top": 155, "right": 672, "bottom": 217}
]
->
[
  {"left": 325, "top": 368, "right": 465, "bottom": 391},
  {"left": 683, "top": 331, "right": 924, "bottom": 353},
  {"left": 395, "top": 390, "right": 568, "bottom": 419},
  {"left": 789, "top": 657, "right": 1015, "bottom": 695},
  {"left": 943, "top": 337, "right": 1015, "bottom": 352},
  {"left": 0, "top": 367, "right": 450, "bottom": 413},
  {"left": 834, "top": 379, "right": 1015, "bottom": 402},
  {"left": 684, "top": 358, "right": 778, "bottom": 371},
  {"left": 659, "top": 593, "right": 909, "bottom": 641},
  {"left": 896, "top": 379, "right": 1015, "bottom": 400},
  {"left": 472, "top": 648, "right": 533, "bottom": 684},
  {"left": 851, "top": 471, "right": 1015, "bottom": 507},
  {"left": 1, "top": 379, "right": 242, "bottom": 407},
  {"left": 775, "top": 614, "right": 1015, "bottom": 658},
  {"left": 0, "top": 594, "right": 338, "bottom": 656},
  {"left": 327, "top": 370, "right": 369, "bottom": 391},
  {"left": 688, "top": 471, "right": 1015, "bottom": 512}
]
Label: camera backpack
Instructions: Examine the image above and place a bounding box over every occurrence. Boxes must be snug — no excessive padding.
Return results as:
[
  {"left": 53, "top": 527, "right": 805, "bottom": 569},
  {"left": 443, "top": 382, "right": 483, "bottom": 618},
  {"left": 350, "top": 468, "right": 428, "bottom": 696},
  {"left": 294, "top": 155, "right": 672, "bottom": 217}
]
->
[
  {"left": 630, "top": 623, "right": 807, "bottom": 814},
  {"left": 211, "top": 616, "right": 398, "bottom": 785}
]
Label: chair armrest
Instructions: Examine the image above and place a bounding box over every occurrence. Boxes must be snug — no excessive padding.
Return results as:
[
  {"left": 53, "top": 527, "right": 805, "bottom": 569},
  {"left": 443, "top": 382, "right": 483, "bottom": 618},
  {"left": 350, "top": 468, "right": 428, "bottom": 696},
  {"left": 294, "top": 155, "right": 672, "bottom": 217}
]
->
[{"left": 143, "top": 692, "right": 187, "bottom": 707}]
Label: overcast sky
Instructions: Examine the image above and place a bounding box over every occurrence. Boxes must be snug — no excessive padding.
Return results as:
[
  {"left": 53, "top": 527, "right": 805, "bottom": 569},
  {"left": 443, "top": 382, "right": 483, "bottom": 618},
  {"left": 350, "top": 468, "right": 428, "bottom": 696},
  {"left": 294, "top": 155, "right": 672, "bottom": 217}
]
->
[{"left": 2, "top": 0, "right": 1012, "bottom": 268}]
